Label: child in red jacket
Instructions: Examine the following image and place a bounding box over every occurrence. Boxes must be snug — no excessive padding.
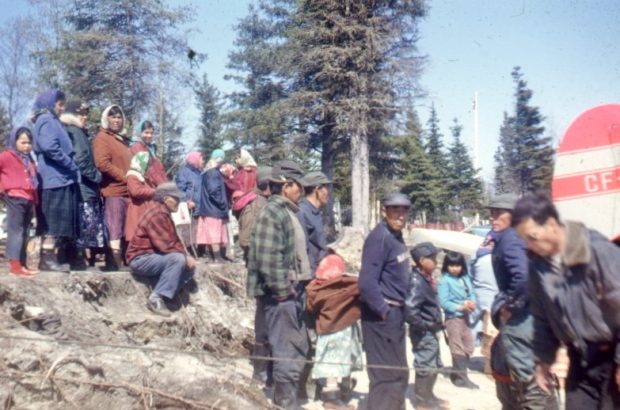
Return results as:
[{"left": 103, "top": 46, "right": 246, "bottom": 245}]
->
[{"left": 0, "top": 127, "right": 39, "bottom": 276}]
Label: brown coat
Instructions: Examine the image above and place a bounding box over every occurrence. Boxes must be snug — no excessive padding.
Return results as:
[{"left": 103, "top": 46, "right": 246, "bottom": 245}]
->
[
  {"left": 92, "top": 128, "right": 133, "bottom": 197},
  {"left": 125, "top": 173, "right": 156, "bottom": 241},
  {"left": 238, "top": 190, "right": 268, "bottom": 248},
  {"left": 306, "top": 275, "right": 361, "bottom": 335}
]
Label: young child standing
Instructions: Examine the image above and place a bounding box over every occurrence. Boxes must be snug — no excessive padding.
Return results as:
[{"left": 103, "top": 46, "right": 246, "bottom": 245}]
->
[
  {"left": 438, "top": 251, "right": 479, "bottom": 389},
  {"left": 0, "top": 127, "right": 39, "bottom": 276},
  {"left": 406, "top": 242, "right": 449, "bottom": 410}
]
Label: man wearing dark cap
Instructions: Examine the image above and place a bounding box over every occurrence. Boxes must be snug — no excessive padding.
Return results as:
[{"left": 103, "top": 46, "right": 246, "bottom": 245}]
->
[
  {"left": 406, "top": 242, "right": 449, "bottom": 410},
  {"left": 358, "top": 192, "right": 412, "bottom": 410},
  {"left": 488, "top": 193, "right": 558, "bottom": 409},
  {"left": 126, "top": 182, "right": 196, "bottom": 316},
  {"left": 298, "top": 171, "right": 331, "bottom": 276},
  {"left": 247, "top": 160, "right": 310, "bottom": 409}
]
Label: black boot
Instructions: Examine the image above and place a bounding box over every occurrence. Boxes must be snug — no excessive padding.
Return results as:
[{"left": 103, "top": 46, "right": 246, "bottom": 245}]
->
[
  {"left": 39, "top": 249, "right": 70, "bottom": 272},
  {"left": 102, "top": 248, "right": 118, "bottom": 271},
  {"left": 273, "top": 382, "right": 300, "bottom": 410},
  {"left": 451, "top": 355, "right": 479, "bottom": 389},
  {"left": 339, "top": 376, "right": 356, "bottom": 403},
  {"left": 112, "top": 249, "right": 130, "bottom": 272},
  {"left": 428, "top": 374, "right": 450, "bottom": 409},
  {"left": 69, "top": 248, "right": 89, "bottom": 271}
]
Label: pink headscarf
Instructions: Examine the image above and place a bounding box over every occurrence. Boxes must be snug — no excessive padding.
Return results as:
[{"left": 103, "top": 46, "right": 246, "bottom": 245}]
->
[
  {"left": 186, "top": 151, "right": 203, "bottom": 169},
  {"left": 315, "top": 254, "right": 346, "bottom": 281}
]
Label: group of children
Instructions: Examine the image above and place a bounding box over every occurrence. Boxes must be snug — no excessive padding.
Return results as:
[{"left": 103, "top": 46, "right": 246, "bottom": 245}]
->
[{"left": 408, "top": 242, "right": 480, "bottom": 409}]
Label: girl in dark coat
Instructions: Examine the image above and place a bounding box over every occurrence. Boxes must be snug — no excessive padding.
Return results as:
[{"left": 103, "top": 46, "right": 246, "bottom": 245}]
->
[{"left": 195, "top": 149, "right": 230, "bottom": 263}]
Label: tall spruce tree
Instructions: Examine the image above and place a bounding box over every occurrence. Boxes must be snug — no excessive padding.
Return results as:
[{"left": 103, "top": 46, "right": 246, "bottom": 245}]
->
[
  {"left": 446, "top": 119, "right": 483, "bottom": 212},
  {"left": 395, "top": 111, "right": 440, "bottom": 219},
  {"left": 493, "top": 67, "right": 554, "bottom": 194},
  {"left": 31, "top": 0, "right": 194, "bottom": 121},
  {"left": 156, "top": 105, "right": 185, "bottom": 178},
  {"left": 424, "top": 105, "right": 448, "bottom": 219},
  {"left": 195, "top": 73, "right": 224, "bottom": 157},
  {"left": 283, "top": 0, "right": 427, "bottom": 231}
]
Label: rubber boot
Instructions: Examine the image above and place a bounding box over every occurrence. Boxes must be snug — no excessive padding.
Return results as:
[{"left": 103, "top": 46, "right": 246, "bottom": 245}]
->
[
  {"left": 112, "top": 249, "right": 130, "bottom": 272},
  {"left": 451, "top": 355, "right": 479, "bottom": 389},
  {"left": 273, "top": 382, "right": 300, "bottom": 410},
  {"left": 339, "top": 376, "right": 356, "bottom": 403},
  {"left": 102, "top": 247, "right": 118, "bottom": 272},
  {"left": 39, "top": 248, "right": 70, "bottom": 272},
  {"left": 414, "top": 374, "right": 440, "bottom": 410},
  {"left": 69, "top": 248, "right": 89, "bottom": 271},
  {"left": 320, "top": 389, "right": 354, "bottom": 410}
]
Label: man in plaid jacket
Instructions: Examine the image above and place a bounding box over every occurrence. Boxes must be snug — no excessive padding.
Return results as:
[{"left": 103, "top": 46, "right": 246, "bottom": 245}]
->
[{"left": 247, "top": 160, "right": 310, "bottom": 410}]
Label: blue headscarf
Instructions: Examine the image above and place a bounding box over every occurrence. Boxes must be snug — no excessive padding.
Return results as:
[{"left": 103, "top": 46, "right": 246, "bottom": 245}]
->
[
  {"left": 33, "top": 89, "right": 65, "bottom": 118},
  {"left": 7, "top": 126, "right": 38, "bottom": 189}
]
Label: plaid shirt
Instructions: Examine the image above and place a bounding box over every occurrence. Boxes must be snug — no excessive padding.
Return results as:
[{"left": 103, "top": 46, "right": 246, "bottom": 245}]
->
[
  {"left": 247, "top": 195, "right": 298, "bottom": 298},
  {"left": 126, "top": 201, "right": 186, "bottom": 263}
]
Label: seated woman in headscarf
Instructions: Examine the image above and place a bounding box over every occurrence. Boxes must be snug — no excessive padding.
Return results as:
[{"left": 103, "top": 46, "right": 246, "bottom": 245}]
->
[
  {"left": 125, "top": 152, "right": 156, "bottom": 242},
  {"left": 130, "top": 120, "right": 168, "bottom": 186},
  {"left": 194, "top": 149, "right": 230, "bottom": 263}
]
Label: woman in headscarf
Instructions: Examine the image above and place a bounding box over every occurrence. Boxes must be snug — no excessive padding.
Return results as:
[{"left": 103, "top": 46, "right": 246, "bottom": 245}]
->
[
  {"left": 32, "top": 88, "right": 80, "bottom": 272},
  {"left": 60, "top": 100, "right": 106, "bottom": 269},
  {"left": 175, "top": 151, "right": 204, "bottom": 253},
  {"left": 125, "top": 151, "right": 156, "bottom": 242},
  {"left": 194, "top": 148, "right": 230, "bottom": 263},
  {"left": 130, "top": 120, "right": 168, "bottom": 186},
  {"left": 230, "top": 148, "right": 258, "bottom": 218},
  {"left": 92, "top": 105, "right": 133, "bottom": 270}
]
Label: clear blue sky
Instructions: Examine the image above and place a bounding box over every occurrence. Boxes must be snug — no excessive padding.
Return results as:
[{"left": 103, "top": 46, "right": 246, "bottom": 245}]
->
[{"left": 3, "top": 0, "right": 620, "bottom": 181}]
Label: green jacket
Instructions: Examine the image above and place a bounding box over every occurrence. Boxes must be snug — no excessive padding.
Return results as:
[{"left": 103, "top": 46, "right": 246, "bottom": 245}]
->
[{"left": 247, "top": 195, "right": 298, "bottom": 298}]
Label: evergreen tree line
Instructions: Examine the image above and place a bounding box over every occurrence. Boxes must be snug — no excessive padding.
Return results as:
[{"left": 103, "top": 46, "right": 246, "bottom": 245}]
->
[{"left": 0, "top": 1, "right": 554, "bottom": 228}]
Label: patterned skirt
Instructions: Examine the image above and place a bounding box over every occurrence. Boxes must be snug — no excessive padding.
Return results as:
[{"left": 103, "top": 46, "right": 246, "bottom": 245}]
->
[
  {"left": 196, "top": 216, "right": 228, "bottom": 245},
  {"left": 77, "top": 197, "right": 108, "bottom": 249},
  {"left": 312, "top": 323, "right": 363, "bottom": 379}
]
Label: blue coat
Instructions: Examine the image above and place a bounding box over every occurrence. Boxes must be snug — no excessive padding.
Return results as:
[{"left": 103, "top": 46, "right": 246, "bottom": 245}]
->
[
  {"left": 297, "top": 198, "right": 327, "bottom": 275},
  {"left": 175, "top": 163, "right": 201, "bottom": 204},
  {"left": 33, "top": 90, "right": 79, "bottom": 189},
  {"left": 195, "top": 167, "right": 229, "bottom": 219},
  {"left": 438, "top": 273, "right": 476, "bottom": 319}
]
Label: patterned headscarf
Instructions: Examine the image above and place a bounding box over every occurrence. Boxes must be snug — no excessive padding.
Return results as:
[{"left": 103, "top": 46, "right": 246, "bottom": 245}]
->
[{"left": 129, "top": 151, "right": 150, "bottom": 176}]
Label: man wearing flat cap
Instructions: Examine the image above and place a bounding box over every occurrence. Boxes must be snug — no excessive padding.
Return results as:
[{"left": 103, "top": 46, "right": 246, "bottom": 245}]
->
[
  {"left": 247, "top": 160, "right": 311, "bottom": 409},
  {"left": 126, "top": 182, "right": 196, "bottom": 316},
  {"left": 358, "top": 192, "right": 412, "bottom": 410},
  {"left": 488, "top": 193, "right": 558, "bottom": 409}
]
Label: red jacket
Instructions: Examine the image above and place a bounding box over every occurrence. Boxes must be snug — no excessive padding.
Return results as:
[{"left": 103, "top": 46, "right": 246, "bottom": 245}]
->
[
  {"left": 0, "top": 150, "right": 38, "bottom": 203},
  {"left": 125, "top": 173, "right": 156, "bottom": 241},
  {"left": 126, "top": 201, "right": 186, "bottom": 263}
]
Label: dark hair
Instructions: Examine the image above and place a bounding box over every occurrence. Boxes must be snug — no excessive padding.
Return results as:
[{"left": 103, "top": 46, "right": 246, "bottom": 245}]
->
[
  {"left": 257, "top": 180, "right": 269, "bottom": 191},
  {"left": 269, "top": 181, "right": 284, "bottom": 196},
  {"left": 107, "top": 106, "right": 123, "bottom": 117},
  {"left": 512, "top": 191, "right": 559, "bottom": 227},
  {"left": 304, "top": 184, "right": 324, "bottom": 196},
  {"left": 441, "top": 251, "right": 467, "bottom": 276},
  {"left": 141, "top": 120, "right": 154, "bottom": 132},
  {"left": 55, "top": 90, "right": 66, "bottom": 102},
  {"left": 15, "top": 127, "right": 33, "bottom": 142}
]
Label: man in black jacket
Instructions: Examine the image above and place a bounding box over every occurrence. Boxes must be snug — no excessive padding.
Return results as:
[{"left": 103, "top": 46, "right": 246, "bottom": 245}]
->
[
  {"left": 406, "top": 242, "right": 449, "bottom": 410},
  {"left": 513, "top": 192, "right": 620, "bottom": 410}
]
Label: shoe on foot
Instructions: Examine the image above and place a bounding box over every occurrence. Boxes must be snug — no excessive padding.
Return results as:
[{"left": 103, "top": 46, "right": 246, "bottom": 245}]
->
[
  {"left": 146, "top": 295, "right": 171, "bottom": 317},
  {"left": 9, "top": 260, "right": 36, "bottom": 277}
]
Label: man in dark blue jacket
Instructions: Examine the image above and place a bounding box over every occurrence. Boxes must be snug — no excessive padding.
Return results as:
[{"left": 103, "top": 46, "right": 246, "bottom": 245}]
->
[
  {"left": 359, "top": 192, "right": 411, "bottom": 410},
  {"left": 513, "top": 192, "right": 620, "bottom": 410},
  {"left": 489, "top": 193, "right": 558, "bottom": 410}
]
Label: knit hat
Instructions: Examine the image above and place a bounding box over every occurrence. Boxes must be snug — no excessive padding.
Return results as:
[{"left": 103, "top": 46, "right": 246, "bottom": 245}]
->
[{"left": 153, "top": 182, "right": 183, "bottom": 202}]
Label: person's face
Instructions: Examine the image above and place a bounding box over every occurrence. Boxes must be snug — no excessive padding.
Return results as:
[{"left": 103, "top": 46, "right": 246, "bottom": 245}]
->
[
  {"left": 78, "top": 110, "right": 89, "bottom": 129},
  {"left": 163, "top": 196, "right": 180, "bottom": 213},
  {"left": 384, "top": 206, "right": 409, "bottom": 232},
  {"left": 15, "top": 133, "right": 32, "bottom": 155},
  {"left": 515, "top": 217, "right": 563, "bottom": 258},
  {"left": 447, "top": 264, "right": 463, "bottom": 277},
  {"left": 283, "top": 181, "right": 303, "bottom": 204},
  {"left": 418, "top": 255, "right": 437, "bottom": 275},
  {"left": 315, "top": 185, "right": 330, "bottom": 207},
  {"left": 141, "top": 127, "right": 154, "bottom": 144},
  {"left": 107, "top": 113, "right": 124, "bottom": 133},
  {"left": 490, "top": 208, "right": 512, "bottom": 232},
  {"left": 54, "top": 100, "right": 65, "bottom": 116}
]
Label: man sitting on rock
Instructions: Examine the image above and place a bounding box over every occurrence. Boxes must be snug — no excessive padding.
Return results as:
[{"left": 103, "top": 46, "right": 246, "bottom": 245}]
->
[{"left": 126, "top": 182, "right": 196, "bottom": 316}]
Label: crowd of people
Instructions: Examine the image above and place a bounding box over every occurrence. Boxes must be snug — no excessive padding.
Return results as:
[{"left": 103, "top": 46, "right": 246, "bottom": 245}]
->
[{"left": 1, "top": 88, "right": 620, "bottom": 410}]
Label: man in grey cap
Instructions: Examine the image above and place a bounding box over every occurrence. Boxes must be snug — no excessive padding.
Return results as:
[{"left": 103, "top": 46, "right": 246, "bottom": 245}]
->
[
  {"left": 359, "top": 192, "right": 412, "bottom": 410},
  {"left": 126, "top": 182, "right": 196, "bottom": 316},
  {"left": 247, "top": 159, "right": 310, "bottom": 409},
  {"left": 488, "top": 193, "right": 558, "bottom": 409},
  {"left": 298, "top": 171, "right": 331, "bottom": 276}
]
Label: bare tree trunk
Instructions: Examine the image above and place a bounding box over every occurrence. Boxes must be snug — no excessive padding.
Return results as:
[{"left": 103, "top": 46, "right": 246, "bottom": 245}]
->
[
  {"left": 351, "top": 127, "right": 370, "bottom": 234},
  {"left": 321, "top": 129, "right": 337, "bottom": 241}
]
